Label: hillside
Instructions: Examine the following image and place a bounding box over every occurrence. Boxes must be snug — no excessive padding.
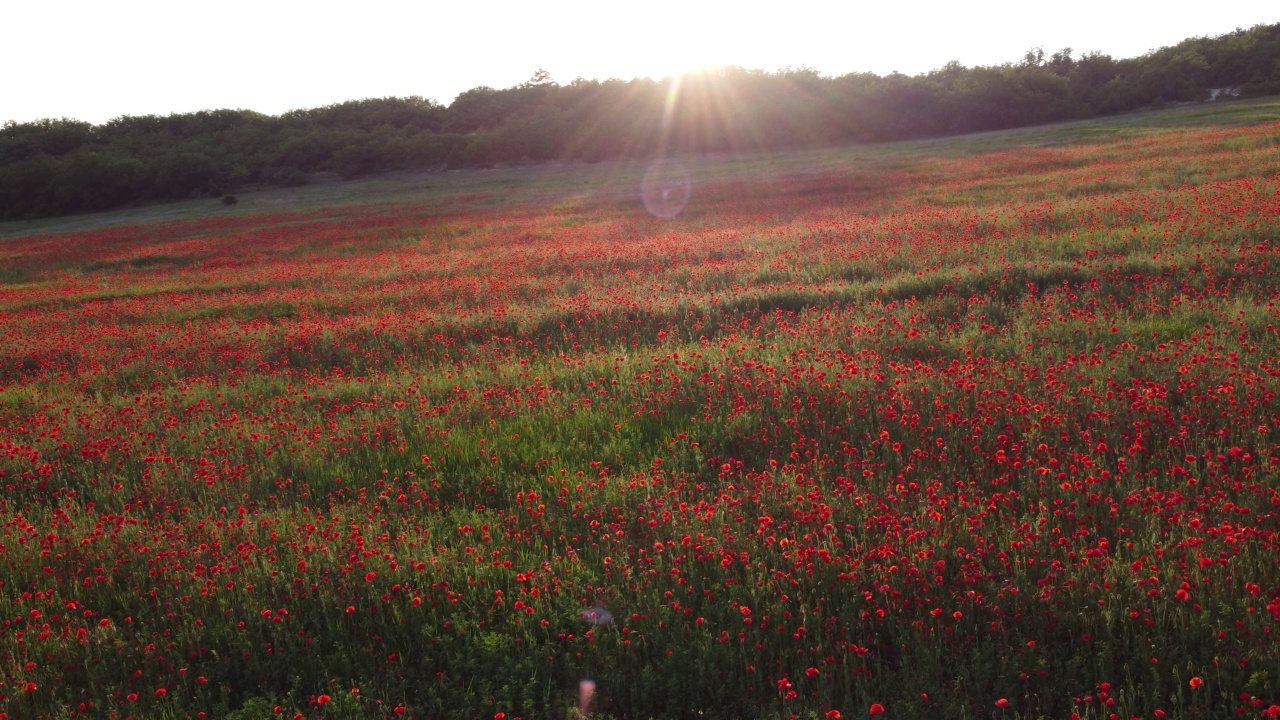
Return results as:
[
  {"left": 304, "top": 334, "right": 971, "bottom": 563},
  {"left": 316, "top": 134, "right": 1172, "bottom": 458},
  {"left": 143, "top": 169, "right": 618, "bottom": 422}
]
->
[
  {"left": 1, "top": 97, "right": 1279, "bottom": 719},
  {"left": 2, "top": 22, "right": 1279, "bottom": 221}
]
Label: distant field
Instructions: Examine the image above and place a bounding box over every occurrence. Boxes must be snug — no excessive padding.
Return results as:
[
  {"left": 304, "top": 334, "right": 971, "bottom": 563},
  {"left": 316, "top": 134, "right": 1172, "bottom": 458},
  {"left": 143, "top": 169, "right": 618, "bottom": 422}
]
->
[
  {"left": 1, "top": 99, "right": 1279, "bottom": 720},
  {"left": 4, "top": 97, "right": 1279, "bottom": 241}
]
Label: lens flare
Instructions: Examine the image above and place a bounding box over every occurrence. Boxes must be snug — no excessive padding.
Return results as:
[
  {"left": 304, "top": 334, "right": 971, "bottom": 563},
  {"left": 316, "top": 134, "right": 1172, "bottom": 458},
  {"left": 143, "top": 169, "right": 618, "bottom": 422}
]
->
[
  {"left": 579, "top": 678, "right": 597, "bottom": 715},
  {"left": 581, "top": 605, "right": 613, "bottom": 625},
  {"left": 641, "top": 160, "right": 691, "bottom": 219}
]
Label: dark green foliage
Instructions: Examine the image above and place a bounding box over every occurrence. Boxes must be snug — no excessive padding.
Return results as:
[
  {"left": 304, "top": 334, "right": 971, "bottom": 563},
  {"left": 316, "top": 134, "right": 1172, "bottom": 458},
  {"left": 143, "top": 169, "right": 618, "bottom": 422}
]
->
[{"left": 3, "top": 23, "right": 1279, "bottom": 220}]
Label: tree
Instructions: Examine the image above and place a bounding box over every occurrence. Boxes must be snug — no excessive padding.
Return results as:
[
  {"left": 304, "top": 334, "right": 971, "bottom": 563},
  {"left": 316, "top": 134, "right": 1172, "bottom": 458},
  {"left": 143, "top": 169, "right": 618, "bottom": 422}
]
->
[{"left": 521, "top": 69, "right": 554, "bottom": 88}]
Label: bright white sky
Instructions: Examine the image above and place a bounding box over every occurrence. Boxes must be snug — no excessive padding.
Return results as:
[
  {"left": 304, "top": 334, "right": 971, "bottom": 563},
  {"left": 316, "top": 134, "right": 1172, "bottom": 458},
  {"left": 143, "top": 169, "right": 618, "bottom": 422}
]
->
[{"left": 2, "top": 1, "right": 1275, "bottom": 126}]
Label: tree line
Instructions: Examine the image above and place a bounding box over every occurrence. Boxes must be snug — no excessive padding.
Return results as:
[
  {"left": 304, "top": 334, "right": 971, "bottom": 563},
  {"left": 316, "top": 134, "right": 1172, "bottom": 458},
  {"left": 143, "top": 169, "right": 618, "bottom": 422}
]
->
[{"left": 3, "top": 23, "right": 1279, "bottom": 221}]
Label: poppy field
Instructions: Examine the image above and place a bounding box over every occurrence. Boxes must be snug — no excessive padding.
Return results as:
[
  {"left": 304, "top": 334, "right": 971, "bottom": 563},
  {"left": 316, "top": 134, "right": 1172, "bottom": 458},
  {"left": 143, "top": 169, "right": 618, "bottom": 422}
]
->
[{"left": 2, "top": 107, "right": 1280, "bottom": 719}]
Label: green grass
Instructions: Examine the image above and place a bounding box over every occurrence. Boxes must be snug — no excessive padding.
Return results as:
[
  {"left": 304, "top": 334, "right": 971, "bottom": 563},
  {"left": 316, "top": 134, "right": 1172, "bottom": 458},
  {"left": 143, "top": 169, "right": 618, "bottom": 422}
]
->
[
  {"left": 0, "top": 92, "right": 1279, "bottom": 720},
  {"left": 3, "top": 97, "right": 1277, "bottom": 242}
]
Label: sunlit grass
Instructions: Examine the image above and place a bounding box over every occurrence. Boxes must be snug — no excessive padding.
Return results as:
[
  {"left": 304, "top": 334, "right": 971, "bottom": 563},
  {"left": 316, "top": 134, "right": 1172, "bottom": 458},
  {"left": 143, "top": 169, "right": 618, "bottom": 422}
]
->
[{"left": 0, "top": 98, "right": 1278, "bottom": 720}]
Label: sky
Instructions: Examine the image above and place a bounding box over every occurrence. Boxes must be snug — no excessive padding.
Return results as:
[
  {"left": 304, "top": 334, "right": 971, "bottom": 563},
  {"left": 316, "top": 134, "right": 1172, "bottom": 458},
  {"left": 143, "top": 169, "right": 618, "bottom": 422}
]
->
[{"left": 3, "top": 1, "right": 1276, "bottom": 126}]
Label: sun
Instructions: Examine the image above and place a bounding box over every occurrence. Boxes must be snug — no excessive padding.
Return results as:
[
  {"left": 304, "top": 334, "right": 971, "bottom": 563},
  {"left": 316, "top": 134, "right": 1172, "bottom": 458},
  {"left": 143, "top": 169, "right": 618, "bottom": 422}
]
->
[{"left": 634, "top": 12, "right": 747, "bottom": 82}]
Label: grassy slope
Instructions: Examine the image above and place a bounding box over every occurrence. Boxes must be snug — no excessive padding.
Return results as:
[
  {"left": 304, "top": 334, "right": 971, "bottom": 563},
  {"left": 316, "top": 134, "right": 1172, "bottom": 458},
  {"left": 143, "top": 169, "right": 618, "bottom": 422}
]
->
[
  {"left": 3, "top": 97, "right": 1278, "bottom": 242},
  {"left": 0, "top": 98, "right": 1278, "bottom": 720}
]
